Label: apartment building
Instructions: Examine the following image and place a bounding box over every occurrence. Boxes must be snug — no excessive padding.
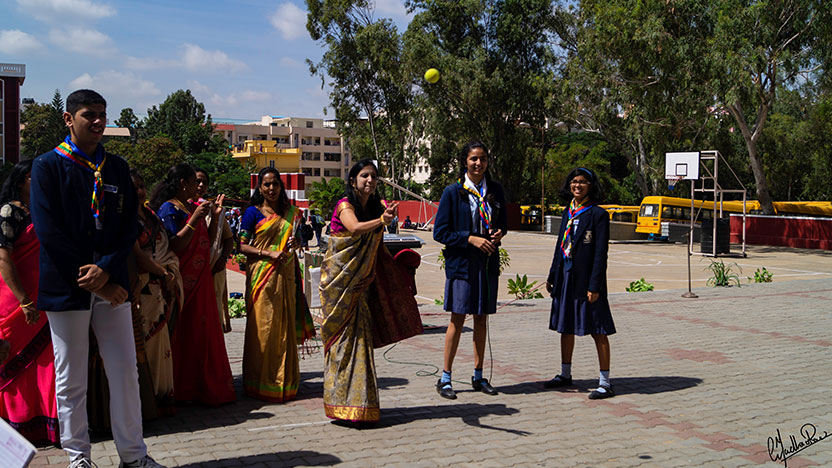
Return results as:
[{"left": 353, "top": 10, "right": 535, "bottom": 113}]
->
[
  {"left": 215, "top": 116, "right": 351, "bottom": 193},
  {"left": 0, "top": 63, "right": 25, "bottom": 164}
]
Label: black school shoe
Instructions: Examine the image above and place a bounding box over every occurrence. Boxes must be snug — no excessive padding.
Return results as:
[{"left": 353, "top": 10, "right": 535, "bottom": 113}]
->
[
  {"left": 588, "top": 385, "right": 615, "bottom": 399},
  {"left": 436, "top": 379, "right": 457, "bottom": 400},
  {"left": 472, "top": 377, "right": 498, "bottom": 395},
  {"left": 543, "top": 374, "right": 573, "bottom": 388}
]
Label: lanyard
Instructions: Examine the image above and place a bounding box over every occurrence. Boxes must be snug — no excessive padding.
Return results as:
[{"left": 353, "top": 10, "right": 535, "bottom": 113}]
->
[
  {"left": 560, "top": 198, "right": 592, "bottom": 258},
  {"left": 459, "top": 180, "right": 491, "bottom": 231},
  {"left": 54, "top": 137, "right": 107, "bottom": 219}
]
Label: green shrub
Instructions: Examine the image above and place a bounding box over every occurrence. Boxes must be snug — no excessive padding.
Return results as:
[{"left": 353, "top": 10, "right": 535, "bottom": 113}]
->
[
  {"left": 749, "top": 267, "right": 773, "bottom": 283},
  {"left": 507, "top": 274, "right": 545, "bottom": 299},
  {"left": 705, "top": 259, "right": 741, "bottom": 287},
  {"left": 625, "top": 278, "right": 654, "bottom": 292}
]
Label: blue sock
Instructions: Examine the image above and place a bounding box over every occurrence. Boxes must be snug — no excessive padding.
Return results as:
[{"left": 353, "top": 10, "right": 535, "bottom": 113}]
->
[
  {"left": 473, "top": 369, "right": 483, "bottom": 381},
  {"left": 440, "top": 370, "right": 452, "bottom": 387}
]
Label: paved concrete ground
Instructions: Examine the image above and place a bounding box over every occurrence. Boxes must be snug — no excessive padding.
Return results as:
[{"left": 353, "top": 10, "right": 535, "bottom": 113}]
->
[{"left": 31, "top": 232, "right": 832, "bottom": 467}]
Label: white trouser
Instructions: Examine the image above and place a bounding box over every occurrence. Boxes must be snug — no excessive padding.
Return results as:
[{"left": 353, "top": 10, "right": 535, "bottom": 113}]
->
[{"left": 47, "top": 295, "right": 147, "bottom": 463}]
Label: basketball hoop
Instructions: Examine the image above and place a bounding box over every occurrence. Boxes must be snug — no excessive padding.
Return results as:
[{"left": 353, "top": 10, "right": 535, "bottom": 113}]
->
[{"left": 668, "top": 176, "right": 683, "bottom": 190}]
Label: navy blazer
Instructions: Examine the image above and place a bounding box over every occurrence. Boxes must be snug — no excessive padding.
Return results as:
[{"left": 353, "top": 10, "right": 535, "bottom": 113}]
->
[
  {"left": 30, "top": 149, "right": 138, "bottom": 311},
  {"left": 433, "top": 180, "right": 508, "bottom": 280},
  {"left": 547, "top": 205, "right": 609, "bottom": 296}
]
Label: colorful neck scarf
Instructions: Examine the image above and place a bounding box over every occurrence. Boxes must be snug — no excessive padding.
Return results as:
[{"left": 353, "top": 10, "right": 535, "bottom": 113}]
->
[
  {"left": 560, "top": 198, "right": 592, "bottom": 258},
  {"left": 459, "top": 178, "right": 491, "bottom": 231},
  {"left": 54, "top": 136, "right": 107, "bottom": 219}
]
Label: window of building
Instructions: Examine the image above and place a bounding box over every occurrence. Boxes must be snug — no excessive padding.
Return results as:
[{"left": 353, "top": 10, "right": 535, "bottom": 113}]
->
[
  {"left": 323, "top": 168, "right": 340, "bottom": 178},
  {"left": 302, "top": 152, "right": 320, "bottom": 161},
  {"left": 306, "top": 121, "right": 313, "bottom": 128},
  {"left": 269, "top": 160, "right": 275, "bottom": 168},
  {"left": 324, "top": 153, "right": 341, "bottom": 162},
  {"left": 302, "top": 168, "right": 313, "bottom": 176},
  {"left": 314, "top": 168, "right": 321, "bottom": 176}
]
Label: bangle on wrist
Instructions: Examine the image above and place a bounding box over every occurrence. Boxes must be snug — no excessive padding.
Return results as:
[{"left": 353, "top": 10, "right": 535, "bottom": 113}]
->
[
  {"left": 184, "top": 223, "right": 195, "bottom": 231},
  {"left": 380, "top": 214, "right": 388, "bottom": 226},
  {"left": 20, "top": 300, "right": 34, "bottom": 308},
  {"left": 258, "top": 249, "right": 263, "bottom": 256}
]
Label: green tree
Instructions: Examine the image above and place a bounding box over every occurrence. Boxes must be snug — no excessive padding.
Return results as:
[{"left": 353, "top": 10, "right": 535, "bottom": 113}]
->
[
  {"left": 143, "top": 89, "right": 219, "bottom": 155},
  {"left": 185, "top": 152, "right": 256, "bottom": 201},
  {"left": 115, "top": 108, "right": 140, "bottom": 142},
  {"left": 707, "top": 0, "right": 832, "bottom": 213},
  {"left": 117, "top": 136, "right": 186, "bottom": 190},
  {"left": 20, "top": 90, "right": 68, "bottom": 158},
  {"left": 307, "top": 177, "right": 346, "bottom": 220},
  {"left": 307, "top": 0, "right": 413, "bottom": 187},
  {"left": 558, "top": 0, "right": 720, "bottom": 199},
  {"left": 403, "top": 0, "right": 557, "bottom": 202}
]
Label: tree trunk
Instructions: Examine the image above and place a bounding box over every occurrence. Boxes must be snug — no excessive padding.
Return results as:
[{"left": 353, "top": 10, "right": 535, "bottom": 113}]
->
[
  {"left": 727, "top": 102, "right": 775, "bottom": 215},
  {"left": 745, "top": 139, "right": 775, "bottom": 214}
]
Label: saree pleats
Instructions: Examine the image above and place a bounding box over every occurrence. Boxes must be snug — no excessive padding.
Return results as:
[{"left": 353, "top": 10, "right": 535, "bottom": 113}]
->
[
  {"left": 0, "top": 225, "right": 59, "bottom": 444},
  {"left": 319, "top": 230, "right": 383, "bottom": 422}
]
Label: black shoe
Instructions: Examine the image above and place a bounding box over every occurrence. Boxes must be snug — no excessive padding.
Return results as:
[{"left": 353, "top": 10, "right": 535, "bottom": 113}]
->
[
  {"left": 472, "top": 377, "right": 498, "bottom": 395},
  {"left": 436, "top": 380, "right": 457, "bottom": 400},
  {"left": 588, "top": 385, "right": 615, "bottom": 399},
  {"left": 543, "top": 374, "right": 573, "bottom": 388}
]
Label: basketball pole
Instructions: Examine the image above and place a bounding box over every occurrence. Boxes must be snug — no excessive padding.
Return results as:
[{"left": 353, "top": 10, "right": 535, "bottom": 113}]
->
[{"left": 682, "top": 177, "right": 698, "bottom": 299}]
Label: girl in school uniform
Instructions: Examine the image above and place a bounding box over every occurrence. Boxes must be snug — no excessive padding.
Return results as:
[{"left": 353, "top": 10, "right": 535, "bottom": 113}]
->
[
  {"left": 433, "top": 141, "right": 508, "bottom": 399},
  {"left": 545, "top": 167, "right": 616, "bottom": 399}
]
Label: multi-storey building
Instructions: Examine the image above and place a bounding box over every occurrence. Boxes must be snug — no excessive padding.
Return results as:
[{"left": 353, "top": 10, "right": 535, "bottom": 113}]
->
[
  {"left": 214, "top": 116, "right": 351, "bottom": 194},
  {"left": 0, "top": 63, "right": 25, "bottom": 164}
]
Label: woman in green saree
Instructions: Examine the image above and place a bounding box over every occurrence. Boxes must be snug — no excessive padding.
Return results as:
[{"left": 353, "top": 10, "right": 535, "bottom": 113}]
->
[
  {"left": 319, "top": 159, "right": 422, "bottom": 423},
  {"left": 239, "top": 167, "right": 315, "bottom": 402}
]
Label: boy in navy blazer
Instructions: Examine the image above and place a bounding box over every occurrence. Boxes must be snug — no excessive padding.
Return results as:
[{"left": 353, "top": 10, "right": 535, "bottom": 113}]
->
[{"left": 30, "top": 89, "right": 165, "bottom": 468}]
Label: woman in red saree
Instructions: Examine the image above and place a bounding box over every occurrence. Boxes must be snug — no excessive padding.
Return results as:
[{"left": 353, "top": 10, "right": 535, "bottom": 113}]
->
[
  {"left": 0, "top": 159, "right": 58, "bottom": 444},
  {"left": 150, "top": 164, "right": 235, "bottom": 406}
]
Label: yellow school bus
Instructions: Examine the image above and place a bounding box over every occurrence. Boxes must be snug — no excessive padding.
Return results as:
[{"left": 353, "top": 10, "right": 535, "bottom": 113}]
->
[
  {"left": 600, "top": 205, "right": 640, "bottom": 223},
  {"left": 636, "top": 196, "right": 832, "bottom": 235}
]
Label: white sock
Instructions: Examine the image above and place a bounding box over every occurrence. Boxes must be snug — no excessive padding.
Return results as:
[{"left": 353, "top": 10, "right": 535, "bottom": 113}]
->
[
  {"left": 561, "top": 363, "right": 572, "bottom": 378},
  {"left": 598, "top": 370, "right": 610, "bottom": 390}
]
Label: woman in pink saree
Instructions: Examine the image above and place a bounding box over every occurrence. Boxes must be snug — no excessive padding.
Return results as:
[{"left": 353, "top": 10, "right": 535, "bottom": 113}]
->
[{"left": 0, "top": 159, "right": 58, "bottom": 444}]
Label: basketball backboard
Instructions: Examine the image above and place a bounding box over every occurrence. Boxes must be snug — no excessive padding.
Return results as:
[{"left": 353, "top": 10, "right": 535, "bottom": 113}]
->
[{"left": 665, "top": 152, "right": 700, "bottom": 180}]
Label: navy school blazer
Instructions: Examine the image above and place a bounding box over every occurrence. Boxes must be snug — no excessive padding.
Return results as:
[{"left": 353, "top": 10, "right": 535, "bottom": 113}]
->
[
  {"left": 547, "top": 204, "right": 609, "bottom": 296},
  {"left": 433, "top": 180, "right": 508, "bottom": 280},
  {"left": 30, "top": 149, "right": 138, "bottom": 311}
]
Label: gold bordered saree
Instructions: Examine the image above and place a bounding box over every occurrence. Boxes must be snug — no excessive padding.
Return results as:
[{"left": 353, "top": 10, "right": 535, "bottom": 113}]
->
[
  {"left": 242, "top": 205, "right": 315, "bottom": 402},
  {"left": 320, "top": 212, "right": 423, "bottom": 422}
]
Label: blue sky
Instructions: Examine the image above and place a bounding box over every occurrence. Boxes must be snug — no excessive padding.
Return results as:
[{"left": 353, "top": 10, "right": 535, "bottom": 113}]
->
[{"left": 0, "top": 0, "right": 410, "bottom": 120}]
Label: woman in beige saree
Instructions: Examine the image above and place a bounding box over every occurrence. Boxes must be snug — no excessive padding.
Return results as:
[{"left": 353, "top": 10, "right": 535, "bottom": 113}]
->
[
  {"left": 131, "top": 169, "right": 181, "bottom": 413},
  {"left": 320, "top": 159, "right": 422, "bottom": 424}
]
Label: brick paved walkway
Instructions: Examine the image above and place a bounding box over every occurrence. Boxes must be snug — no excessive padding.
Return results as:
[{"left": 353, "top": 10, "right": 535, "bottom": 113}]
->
[{"left": 31, "top": 278, "right": 832, "bottom": 467}]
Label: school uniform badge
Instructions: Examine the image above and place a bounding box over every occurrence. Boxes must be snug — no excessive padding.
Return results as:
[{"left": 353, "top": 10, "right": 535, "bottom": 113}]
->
[{"left": 584, "top": 230, "right": 593, "bottom": 243}]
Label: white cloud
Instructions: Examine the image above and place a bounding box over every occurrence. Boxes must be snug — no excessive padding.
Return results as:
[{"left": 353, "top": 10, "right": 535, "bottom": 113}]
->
[
  {"left": 49, "top": 28, "right": 116, "bottom": 57},
  {"left": 280, "top": 56, "right": 303, "bottom": 68},
  {"left": 69, "top": 70, "right": 160, "bottom": 98},
  {"left": 187, "top": 80, "right": 213, "bottom": 96},
  {"left": 181, "top": 43, "right": 247, "bottom": 72},
  {"left": 375, "top": 0, "right": 408, "bottom": 17},
  {"left": 210, "top": 90, "right": 272, "bottom": 108},
  {"left": 269, "top": 2, "right": 307, "bottom": 40},
  {"left": 17, "top": 0, "right": 116, "bottom": 22},
  {"left": 188, "top": 81, "right": 271, "bottom": 112},
  {"left": 0, "top": 29, "right": 44, "bottom": 54},
  {"left": 124, "top": 56, "right": 179, "bottom": 71}
]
